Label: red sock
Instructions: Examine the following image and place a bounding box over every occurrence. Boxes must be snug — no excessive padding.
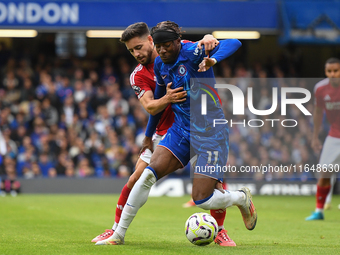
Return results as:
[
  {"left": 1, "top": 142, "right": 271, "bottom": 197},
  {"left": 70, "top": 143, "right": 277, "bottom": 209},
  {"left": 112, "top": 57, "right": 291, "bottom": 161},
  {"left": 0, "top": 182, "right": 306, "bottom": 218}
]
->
[
  {"left": 316, "top": 185, "right": 331, "bottom": 209},
  {"left": 210, "top": 209, "right": 226, "bottom": 229},
  {"left": 115, "top": 184, "right": 131, "bottom": 224},
  {"left": 222, "top": 182, "right": 227, "bottom": 190}
]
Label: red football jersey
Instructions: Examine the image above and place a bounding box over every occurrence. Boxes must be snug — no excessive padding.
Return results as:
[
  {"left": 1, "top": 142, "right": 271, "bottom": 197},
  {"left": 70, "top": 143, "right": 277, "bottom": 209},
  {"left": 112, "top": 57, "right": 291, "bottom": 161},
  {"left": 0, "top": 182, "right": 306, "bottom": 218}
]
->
[
  {"left": 130, "top": 63, "right": 174, "bottom": 135},
  {"left": 314, "top": 78, "right": 340, "bottom": 138}
]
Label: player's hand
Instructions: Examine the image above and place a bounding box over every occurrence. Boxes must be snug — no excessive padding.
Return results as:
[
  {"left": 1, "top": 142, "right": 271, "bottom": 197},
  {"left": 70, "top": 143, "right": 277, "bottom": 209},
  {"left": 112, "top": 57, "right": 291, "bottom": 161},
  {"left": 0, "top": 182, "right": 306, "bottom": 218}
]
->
[
  {"left": 311, "top": 137, "right": 322, "bottom": 153},
  {"left": 215, "top": 182, "right": 225, "bottom": 194},
  {"left": 139, "top": 136, "right": 153, "bottom": 156},
  {"left": 166, "top": 82, "right": 187, "bottom": 103},
  {"left": 197, "top": 34, "right": 219, "bottom": 55},
  {"left": 198, "top": 57, "right": 216, "bottom": 72}
]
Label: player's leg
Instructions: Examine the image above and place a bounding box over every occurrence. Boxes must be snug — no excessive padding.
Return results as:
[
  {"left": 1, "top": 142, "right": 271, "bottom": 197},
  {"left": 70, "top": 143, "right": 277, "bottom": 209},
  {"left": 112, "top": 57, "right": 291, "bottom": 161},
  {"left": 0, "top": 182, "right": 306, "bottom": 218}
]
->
[
  {"left": 210, "top": 182, "right": 226, "bottom": 231},
  {"left": 114, "top": 158, "right": 148, "bottom": 228},
  {"left": 192, "top": 175, "right": 241, "bottom": 209},
  {"left": 192, "top": 175, "right": 256, "bottom": 230},
  {"left": 96, "top": 128, "right": 189, "bottom": 245},
  {"left": 91, "top": 155, "right": 150, "bottom": 243},
  {"left": 182, "top": 157, "right": 197, "bottom": 208},
  {"left": 209, "top": 182, "right": 235, "bottom": 246},
  {"left": 113, "top": 134, "right": 163, "bottom": 227},
  {"left": 324, "top": 174, "right": 336, "bottom": 210},
  {"left": 92, "top": 134, "right": 165, "bottom": 242},
  {"left": 306, "top": 177, "right": 331, "bottom": 220},
  {"left": 306, "top": 136, "right": 340, "bottom": 220},
  {"left": 96, "top": 147, "right": 183, "bottom": 245},
  {"left": 192, "top": 130, "right": 257, "bottom": 231}
]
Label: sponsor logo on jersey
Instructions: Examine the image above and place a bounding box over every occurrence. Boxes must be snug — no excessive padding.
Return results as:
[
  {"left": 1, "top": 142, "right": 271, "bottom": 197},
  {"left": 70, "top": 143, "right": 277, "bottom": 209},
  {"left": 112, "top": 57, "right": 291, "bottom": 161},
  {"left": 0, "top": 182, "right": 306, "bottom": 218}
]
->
[
  {"left": 325, "top": 101, "right": 340, "bottom": 110},
  {"left": 194, "top": 46, "right": 199, "bottom": 56},
  {"left": 193, "top": 45, "right": 203, "bottom": 56}
]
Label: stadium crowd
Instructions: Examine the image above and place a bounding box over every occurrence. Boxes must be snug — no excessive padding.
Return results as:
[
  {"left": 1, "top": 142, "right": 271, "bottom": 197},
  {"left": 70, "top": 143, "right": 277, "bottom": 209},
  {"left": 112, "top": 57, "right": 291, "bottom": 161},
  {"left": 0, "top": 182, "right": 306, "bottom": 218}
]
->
[{"left": 0, "top": 41, "right": 327, "bottom": 186}]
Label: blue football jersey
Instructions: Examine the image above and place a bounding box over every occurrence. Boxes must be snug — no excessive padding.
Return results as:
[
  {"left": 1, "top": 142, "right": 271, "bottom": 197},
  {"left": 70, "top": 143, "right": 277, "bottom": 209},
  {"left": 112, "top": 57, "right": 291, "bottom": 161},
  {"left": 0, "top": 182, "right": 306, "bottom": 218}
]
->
[{"left": 154, "top": 40, "right": 240, "bottom": 135}]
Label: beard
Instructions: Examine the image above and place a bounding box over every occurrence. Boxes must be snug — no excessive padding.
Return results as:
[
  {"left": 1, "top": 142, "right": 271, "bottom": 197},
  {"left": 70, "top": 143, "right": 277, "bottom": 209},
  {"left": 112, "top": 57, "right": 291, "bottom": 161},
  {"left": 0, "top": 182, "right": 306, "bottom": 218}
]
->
[{"left": 139, "top": 49, "right": 153, "bottom": 65}]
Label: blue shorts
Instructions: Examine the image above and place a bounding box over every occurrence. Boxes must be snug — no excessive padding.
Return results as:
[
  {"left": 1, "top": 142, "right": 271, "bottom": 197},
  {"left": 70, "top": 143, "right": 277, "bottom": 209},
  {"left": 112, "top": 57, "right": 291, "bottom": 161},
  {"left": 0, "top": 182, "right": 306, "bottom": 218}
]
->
[
  {"left": 157, "top": 125, "right": 192, "bottom": 167},
  {"left": 191, "top": 130, "right": 229, "bottom": 182},
  {"left": 158, "top": 124, "right": 229, "bottom": 182}
]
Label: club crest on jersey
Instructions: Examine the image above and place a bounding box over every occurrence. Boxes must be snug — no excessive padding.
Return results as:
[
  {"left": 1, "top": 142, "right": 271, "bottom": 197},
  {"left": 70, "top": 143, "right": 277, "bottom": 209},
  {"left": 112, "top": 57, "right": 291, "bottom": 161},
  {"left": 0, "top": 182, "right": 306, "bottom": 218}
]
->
[{"left": 178, "top": 65, "right": 187, "bottom": 76}]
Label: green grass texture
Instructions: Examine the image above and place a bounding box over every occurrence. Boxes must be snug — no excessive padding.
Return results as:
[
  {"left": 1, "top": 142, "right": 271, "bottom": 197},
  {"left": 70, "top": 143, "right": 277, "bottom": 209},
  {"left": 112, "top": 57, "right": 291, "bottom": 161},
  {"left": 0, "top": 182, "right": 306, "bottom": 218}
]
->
[{"left": 0, "top": 194, "right": 339, "bottom": 255}]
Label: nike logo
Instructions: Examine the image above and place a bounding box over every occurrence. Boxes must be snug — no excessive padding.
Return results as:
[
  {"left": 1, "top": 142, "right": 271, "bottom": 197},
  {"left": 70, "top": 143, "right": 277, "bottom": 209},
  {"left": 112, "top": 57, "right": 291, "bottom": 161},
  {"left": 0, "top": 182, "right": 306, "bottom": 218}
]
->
[
  {"left": 126, "top": 203, "right": 135, "bottom": 208},
  {"left": 161, "top": 75, "right": 167, "bottom": 79}
]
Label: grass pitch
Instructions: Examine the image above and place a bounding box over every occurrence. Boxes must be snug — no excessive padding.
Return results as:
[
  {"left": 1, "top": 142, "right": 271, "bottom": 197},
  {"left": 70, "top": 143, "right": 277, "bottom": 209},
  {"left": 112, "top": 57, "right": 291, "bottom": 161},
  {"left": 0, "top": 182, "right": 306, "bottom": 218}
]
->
[{"left": 0, "top": 194, "right": 339, "bottom": 255}]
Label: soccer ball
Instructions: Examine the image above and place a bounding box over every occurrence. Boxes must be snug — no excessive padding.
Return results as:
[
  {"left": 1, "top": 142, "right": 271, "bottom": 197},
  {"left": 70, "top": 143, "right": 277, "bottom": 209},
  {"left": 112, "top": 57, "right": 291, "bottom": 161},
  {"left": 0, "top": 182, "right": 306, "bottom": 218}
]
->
[{"left": 185, "top": 212, "right": 218, "bottom": 246}]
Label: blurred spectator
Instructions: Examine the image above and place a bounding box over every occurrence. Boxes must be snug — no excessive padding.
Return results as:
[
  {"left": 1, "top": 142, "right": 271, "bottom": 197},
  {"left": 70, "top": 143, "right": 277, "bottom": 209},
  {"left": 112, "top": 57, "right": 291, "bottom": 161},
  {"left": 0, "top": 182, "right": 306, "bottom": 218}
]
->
[
  {"left": 91, "top": 143, "right": 109, "bottom": 177},
  {"left": 41, "top": 97, "right": 58, "bottom": 126},
  {"left": 101, "top": 58, "right": 118, "bottom": 85},
  {"left": 38, "top": 152, "right": 55, "bottom": 177},
  {"left": 56, "top": 75, "right": 73, "bottom": 103},
  {"left": 75, "top": 157, "right": 93, "bottom": 177},
  {"left": 107, "top": 90, "right": 129, "bottom": 117},
  {"left": 0, "top": 160, "right": 20, "bottom": 196},
  {"left": 30, "top": 117, "right": 47, "bottom": 150},
  {"left": 20, "top": 78, "right": 35, "bottom": 102}
]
